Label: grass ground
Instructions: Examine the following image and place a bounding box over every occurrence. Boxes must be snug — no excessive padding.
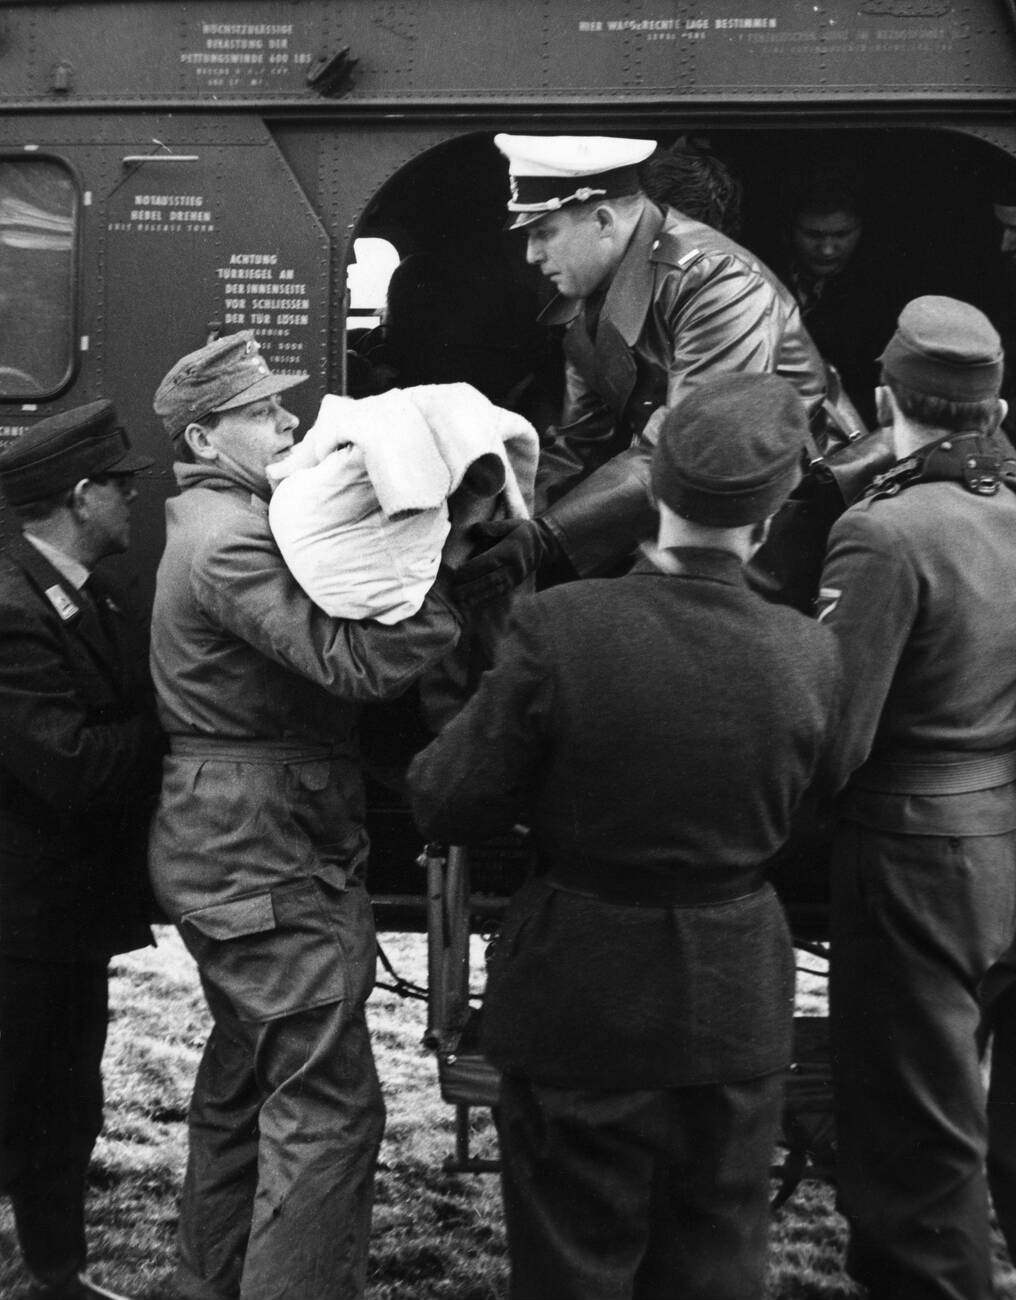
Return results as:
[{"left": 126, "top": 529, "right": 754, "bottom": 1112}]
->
[{"left": 1, "top": 930, "right": 1014, "bottom": 1299}]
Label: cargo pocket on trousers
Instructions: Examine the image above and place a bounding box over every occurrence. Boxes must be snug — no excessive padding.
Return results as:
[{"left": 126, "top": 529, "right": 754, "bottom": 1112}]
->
[{"left": 181, "top": 878, "right": 348, "bottom": 1023}]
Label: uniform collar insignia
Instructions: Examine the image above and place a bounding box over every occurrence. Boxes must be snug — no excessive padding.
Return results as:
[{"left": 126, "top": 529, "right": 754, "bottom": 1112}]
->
[{"left": 44, "top": 583, "right": 81, "bottom": 621}]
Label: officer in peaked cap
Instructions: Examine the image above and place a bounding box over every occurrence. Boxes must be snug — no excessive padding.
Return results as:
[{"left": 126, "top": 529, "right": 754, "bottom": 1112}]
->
[
  {"left": 146, "top": 334, "right": 461, "bottom": 1300},
  {"left": 451, "top": 131, "right": 826, "bottom": 609},
  {"left": 816, "top": 295, "right": 1016, "bottom": 1300},
  {"left": 409, "top": 371, "right": 842, "bottom": 1300},
  {"left": 0, "top": 399, "right": 161, "bottom": 1300},
  {"left": 153, "top": 330, "right": 306, "bottom": 440}
]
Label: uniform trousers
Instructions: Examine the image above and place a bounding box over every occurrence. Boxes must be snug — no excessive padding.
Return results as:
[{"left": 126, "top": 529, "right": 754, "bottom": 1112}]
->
[
  {"left": 830, "top": 822, "right": 1016, "bottom": 1300},
  {"left": 987, "top": 979, "right": 1016, "bottom": 1260},
  {"left": 495, "top": 1070, "right": 784, "bottom": 1300},
  {"left": 174, "top": 881, "right": 385, "bottom": 1300},
  {"left": 0, "top": 956, "right": 108, "bottom": 1291}
]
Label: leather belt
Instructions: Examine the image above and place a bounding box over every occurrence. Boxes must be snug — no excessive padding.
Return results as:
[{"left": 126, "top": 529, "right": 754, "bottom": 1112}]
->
[
  {"left": 169, "top": 736, "right": 342, "bottom": 764},
  {"left": 546, "top": 859, "right": 764, "bottom": 909},
  {"left": 854, "top": 750, "right": 1016, "bottom": 797}
]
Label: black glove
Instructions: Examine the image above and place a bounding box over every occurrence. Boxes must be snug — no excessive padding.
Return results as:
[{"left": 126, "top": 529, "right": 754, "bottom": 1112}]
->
[{"left": 452, "top": 518, "right": 556, "bottom": 608}]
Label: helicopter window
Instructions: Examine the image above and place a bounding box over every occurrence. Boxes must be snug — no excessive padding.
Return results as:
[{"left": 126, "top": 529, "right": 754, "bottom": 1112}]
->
[
  {"left": 0, "top": 157, "right": 77, "bottom": 400},
  {"left": 346, "top": 236, "right": 400, "bottom": 336}
]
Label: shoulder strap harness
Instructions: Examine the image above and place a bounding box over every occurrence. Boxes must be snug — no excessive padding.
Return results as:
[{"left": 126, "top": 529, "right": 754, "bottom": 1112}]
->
[{"left": 864, "top": 432, "right": 1016, "bottom": 501}]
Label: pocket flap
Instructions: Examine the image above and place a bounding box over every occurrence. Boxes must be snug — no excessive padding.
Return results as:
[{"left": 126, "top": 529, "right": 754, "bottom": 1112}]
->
[
  {"left": 183, "top": 892, "right": 276, "bottom": 941},
  {"left": 312, "top": 862, "right": 348, "bottom": 892},
  {"left": 296, "top": 760, "right": 331, "bottom": 791}
]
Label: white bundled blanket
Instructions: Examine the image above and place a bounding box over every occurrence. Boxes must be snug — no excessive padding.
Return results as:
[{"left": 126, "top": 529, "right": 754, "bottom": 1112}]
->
[{"left": 267, "top": 383, "right": 539, "bottom": 624}]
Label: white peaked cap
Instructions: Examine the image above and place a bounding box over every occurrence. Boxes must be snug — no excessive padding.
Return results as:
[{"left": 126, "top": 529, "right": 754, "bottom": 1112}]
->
[{"left": 495, "top": 134, "right": 657, "bottom": 178}]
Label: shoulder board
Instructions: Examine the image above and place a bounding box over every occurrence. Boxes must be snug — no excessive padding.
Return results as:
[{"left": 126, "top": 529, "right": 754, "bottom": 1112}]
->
[
  {"left": 648, "top": 229, "right": 709, "bottom": 271},
  {"left": 864, "top": 455, "right": 923, "bottom": 501}
]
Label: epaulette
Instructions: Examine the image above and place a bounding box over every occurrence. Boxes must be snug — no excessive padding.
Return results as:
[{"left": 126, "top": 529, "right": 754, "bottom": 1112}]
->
[
  {"left": 864, "top": 433, "right": 1005, "bottom": 501},
  {"left": 649, "top": 229, "right": 707, "bottom": 273},
  {"left": 864, "top": 453, "right": 928, "bottom": 501}
]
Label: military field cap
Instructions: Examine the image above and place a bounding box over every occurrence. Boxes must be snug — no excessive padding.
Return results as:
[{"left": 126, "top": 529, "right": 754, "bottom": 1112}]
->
[
  {"left": 0, "top": 400, "right": 152, "bottom": 507},
  {"left": 880, "top": 295, "right": 1003, "bottom": 403},
  {"left": 651, "top": 374, "right": 808, "bottom": 527},
  {"left": 495, "top": 134, "right": 657, "bottom": 230},
  {"left": 153, "top": 331, "right": 307, "bottom": 438}
]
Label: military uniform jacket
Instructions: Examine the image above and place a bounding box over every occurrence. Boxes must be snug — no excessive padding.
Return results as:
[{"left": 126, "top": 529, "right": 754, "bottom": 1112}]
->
[
  {"left": 148, "top": 462, "right": 462, "bottom": 945},
  {"left": 0, "top": 536, "right": 159, "bottom": 960},
  {"left": 409, "top": 551, "right": 843, "bottom": 1087},
  {"left": 536, "top": 205, "right": 827, "bottom": 577},
  {"left": 818, "top": 444, "right": 1016, "bottom": 836}
]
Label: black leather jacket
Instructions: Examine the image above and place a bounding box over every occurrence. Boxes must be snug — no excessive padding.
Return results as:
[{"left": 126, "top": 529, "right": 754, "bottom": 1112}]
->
[{"left": 537, "top": 203, "right": 827, "bottom": 576}]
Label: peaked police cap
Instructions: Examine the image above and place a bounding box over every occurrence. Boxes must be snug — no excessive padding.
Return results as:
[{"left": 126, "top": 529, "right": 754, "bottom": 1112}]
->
[{"left": 0, "top": 400, "right": 152, "bottom": 506}]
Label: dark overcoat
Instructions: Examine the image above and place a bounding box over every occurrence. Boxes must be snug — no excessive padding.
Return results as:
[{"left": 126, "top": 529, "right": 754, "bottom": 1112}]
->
[
  {"left": 409, "top": 550, "right": 843, "bottom": 1088},
  {"left": 0, "top": 536, "right": 159, "bottom": 960}
]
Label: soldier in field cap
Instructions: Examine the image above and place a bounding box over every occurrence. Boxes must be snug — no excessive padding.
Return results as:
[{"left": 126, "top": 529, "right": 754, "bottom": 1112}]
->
[
  {"left": 816, "top": 295, "right": 1016, "bottom": 1300},
  {"left": 409, "top": 373, "right": 843, "bottom": 1300},
  {"left": 0, "top": 402, "right": 161, "bottom": 1300},
  {"left": 450, "top": 132, "right": 827, "bottom": 608},
  {"left": 147, "top": 333, "right": 462, "bottom": 1300},
  {"left": 153, "top": 330, "right": 306, "bottom": 440}
]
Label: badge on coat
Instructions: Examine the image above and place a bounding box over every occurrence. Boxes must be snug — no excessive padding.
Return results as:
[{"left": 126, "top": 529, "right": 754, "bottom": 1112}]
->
[{"left": 44, "top": 584, "right": 80, "bottom": 621}]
